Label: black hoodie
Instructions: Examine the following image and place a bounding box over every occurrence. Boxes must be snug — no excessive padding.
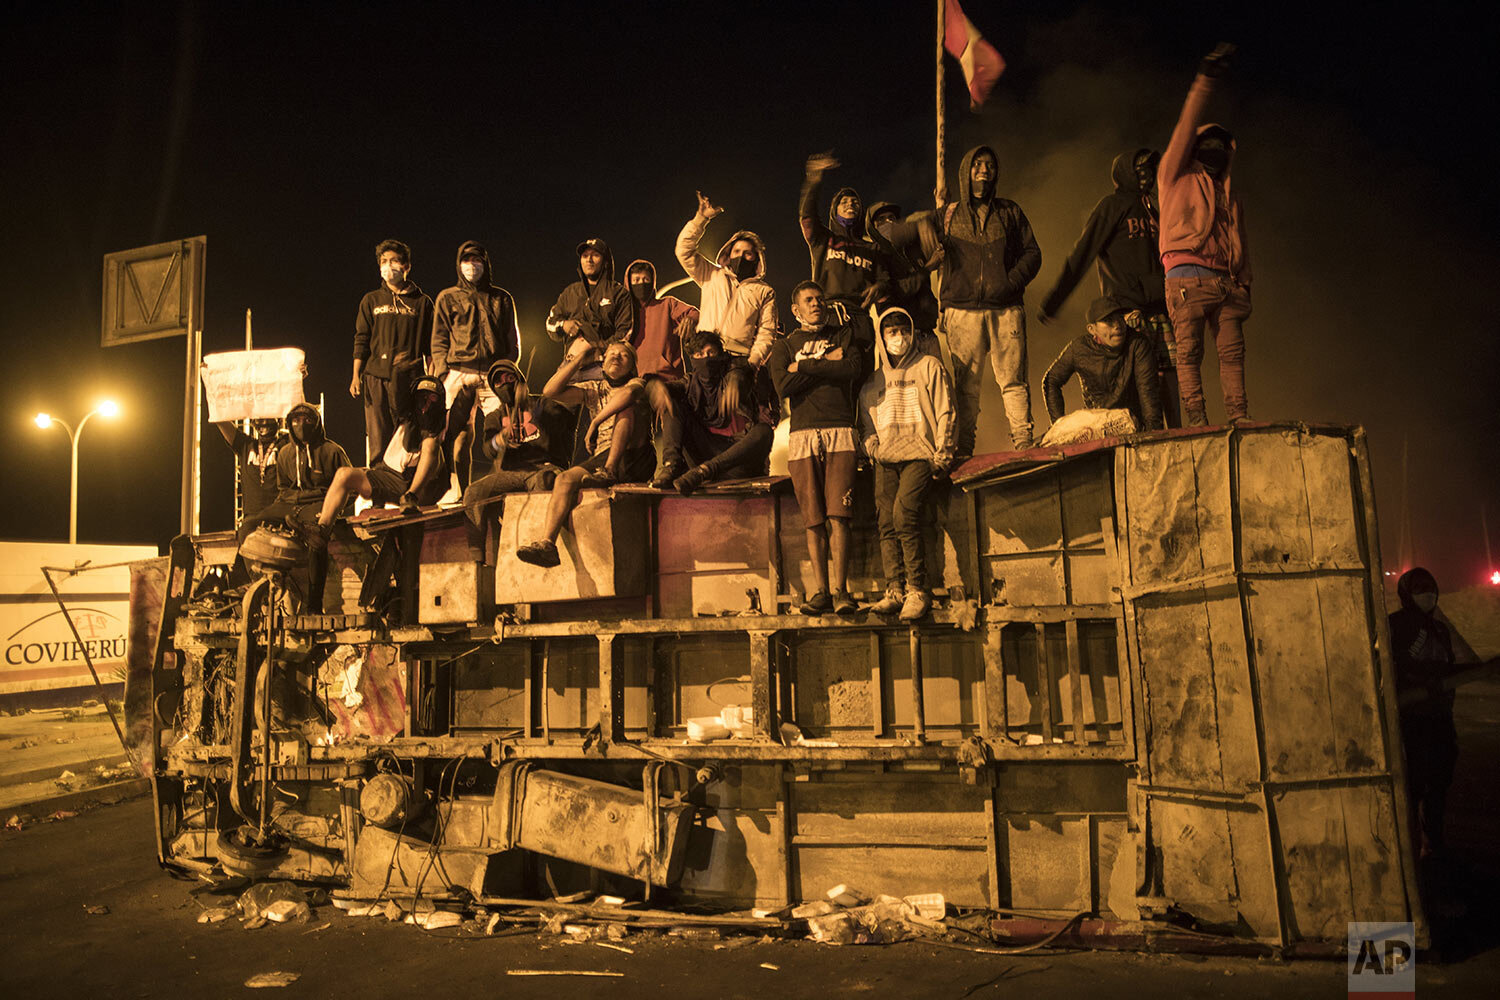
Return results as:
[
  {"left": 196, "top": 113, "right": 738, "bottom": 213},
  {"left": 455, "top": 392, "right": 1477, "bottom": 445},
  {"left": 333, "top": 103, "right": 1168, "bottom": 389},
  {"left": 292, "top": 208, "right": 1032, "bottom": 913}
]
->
[
  {"left": 1041, "top": 328, "right": 1163, "bottom": 430},
  {"left": 879, "top": 144, "right": 1041, "bottom": 311},
  {"left": 1388, "top": 567, "right": 1456, "bottom": 721},
  {"left": 431, "top": 241, "right": 521, "bottom": 375},
  {"left": 1038, "top": 149, "right": 1165, "bottom": 317},
  {"left": 353, "top": 280, "right": 433, "bottom": 379},
  {"left": 545, "top": 238, "right": 633, "bottom": 349},
  {"left": 798, "top": 178, "right": 883, "bottom": 306},
  {"left": 274, "top": 402, "right": 352, "bottom": 506},
  {"left": 865, "top": 200, "right": 938, "bottom": 331}
]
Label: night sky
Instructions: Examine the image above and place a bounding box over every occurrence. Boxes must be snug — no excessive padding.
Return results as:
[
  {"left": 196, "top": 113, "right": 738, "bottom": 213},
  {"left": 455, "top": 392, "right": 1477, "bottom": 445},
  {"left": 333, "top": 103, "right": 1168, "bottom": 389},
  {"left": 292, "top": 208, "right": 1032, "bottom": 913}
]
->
[{"left": 3, "top": 1, "right": 1496, "bottom": 588}]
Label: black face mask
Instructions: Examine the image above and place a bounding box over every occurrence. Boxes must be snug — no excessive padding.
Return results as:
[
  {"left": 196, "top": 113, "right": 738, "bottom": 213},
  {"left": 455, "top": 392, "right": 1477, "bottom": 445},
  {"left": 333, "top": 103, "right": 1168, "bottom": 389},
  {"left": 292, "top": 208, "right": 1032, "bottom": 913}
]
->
[
  {"left": 630, "top": 282, "right": 654, "bottom": 303},
  {"left": 730, "top": 255, "right": 757, "bottom": 280},
  {"left": 1195, "top": 145, "right": 1229, "bottom": 174}
]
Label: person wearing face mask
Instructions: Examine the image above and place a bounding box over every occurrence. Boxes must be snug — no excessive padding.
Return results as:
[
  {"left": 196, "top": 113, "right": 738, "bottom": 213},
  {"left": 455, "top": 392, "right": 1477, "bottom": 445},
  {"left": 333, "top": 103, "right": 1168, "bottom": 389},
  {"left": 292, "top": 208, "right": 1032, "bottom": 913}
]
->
[
  {"left": 288, "top": 376, "right": 450, "bottom": 556},
  {"left": 865, "top": 201, "right": 939, "bottom": 333},
  {"left": 431, "top": 240, "right": 522, "bottom": 504},
  {"left": 653, "top": 330, "right": 775, "bottom": 494},
  {"left": 798, "top": 152, "right": 886, "bottom": 318},
  {"left": 876, "top": 144, "right": 1042, "bottom": 457},
  {"left": 1158, "top": 43, "right": 1251, "bottom": 426},
  {"left": 351, "top": 239, "right": 434, "bottom": 461},
  {"left": 514, "top": 341, "right": 657, "bottom": 568},
  {"left": 857, "top": 308, "right": 956, "bottom": 623},
  {"left": 1388, "top": 567, "right": 1461, "bottom": 857},
  {"left": 622, "top": 259, "right": 698, "bottom": 378},
  {"left": 233, "top": 402, "right": 351, "bottom": 612},
  {"left": 675, "top": 191, "right": 777, "bottom": 366},
  {"left": 1041, "top": 296, "right": 1164, "bottom": 432},
  {"left": 545, "top": 238, "right": 634, "bottom": 383},
  {"left": 216, "top": 416, "right": 287, "bottom": 525},
  {"left": 1037, "top": 151, "right": 1180, "bottom": 427},
  {"left": 460, "top": 360, "right": 575, "bottom": 563},
  {"left": 769, "top": 281, "right": 867, "bottom": 616}
]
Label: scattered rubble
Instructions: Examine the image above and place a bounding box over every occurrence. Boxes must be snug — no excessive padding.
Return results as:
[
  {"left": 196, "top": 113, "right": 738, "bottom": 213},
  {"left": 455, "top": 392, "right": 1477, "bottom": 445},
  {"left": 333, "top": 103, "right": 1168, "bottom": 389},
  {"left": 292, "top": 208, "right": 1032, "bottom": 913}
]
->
[
  {"left": 244, "top": 971, "right": 300, "bottom": 988},
  {"left": 83, "top": 903, "right": 110, "bottom": 915}
]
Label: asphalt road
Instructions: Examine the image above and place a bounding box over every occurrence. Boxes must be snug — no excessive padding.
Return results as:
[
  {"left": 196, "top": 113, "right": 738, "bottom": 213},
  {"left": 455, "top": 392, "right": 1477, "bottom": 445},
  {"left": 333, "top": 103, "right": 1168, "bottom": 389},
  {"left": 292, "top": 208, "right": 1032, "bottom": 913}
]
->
[{"left": 2, "top": 682, "right": 1497, "bottom": 999}]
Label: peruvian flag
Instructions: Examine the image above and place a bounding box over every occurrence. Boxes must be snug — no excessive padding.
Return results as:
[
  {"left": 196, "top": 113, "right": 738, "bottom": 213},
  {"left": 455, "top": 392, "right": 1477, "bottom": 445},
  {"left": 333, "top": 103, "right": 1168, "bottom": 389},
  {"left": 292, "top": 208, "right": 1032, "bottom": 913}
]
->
[{"left": 944, "top": 0, "right": 1006, "bottom": 108}]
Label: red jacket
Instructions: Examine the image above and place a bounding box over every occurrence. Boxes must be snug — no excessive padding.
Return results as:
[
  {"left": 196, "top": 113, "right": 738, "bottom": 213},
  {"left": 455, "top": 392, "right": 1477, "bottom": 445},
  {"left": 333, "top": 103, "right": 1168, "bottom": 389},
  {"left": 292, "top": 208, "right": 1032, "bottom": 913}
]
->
[
  {"left": 1157, "top": 74, "right": 1251, "bottom": 284},
  {"left": 625, "top": 259, "right": 698, "bottom": 377}
]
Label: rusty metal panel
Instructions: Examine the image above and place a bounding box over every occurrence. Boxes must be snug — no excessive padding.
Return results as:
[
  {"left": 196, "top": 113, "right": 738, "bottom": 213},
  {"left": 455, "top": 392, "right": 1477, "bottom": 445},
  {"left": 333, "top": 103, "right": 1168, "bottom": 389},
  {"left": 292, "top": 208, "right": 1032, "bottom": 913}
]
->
[
  {"left": 777, "top": 484, "right": 884, "bottom": 599},
  {"left": 494, "top": 491, "right": 647, "bottom": 602},
  {"left": 977, "top": 473, "right": 1061, "bottom": 556},
  {"left": 880, "top": 631, "right": 982, "bottom": 735},
  {"left": 1003, "top": 816, "right": 1091, "bottom": 910},
  {"left": 658, "top": 570, "right": 770, "bottom": 618},
  {"left": 1149, "top": 796, "right": 1279, "bottom": 937},
  {"left": 662, "top": 634, "right": 751, "bottom": 727},
  {"left": 452, "top": 648, "right": 527, "bottom": 730},
  {"left": 791, "top": 776, "right": 990, "bottom": 843},
  {"left": 930, "top": 481, "right": 980, "bottom": 597},
  {"left": 1237, "top": 430, "right": 1361, "bottom": 573},
  {"left": 101, "top": 236, "right": 204, "bottom": 346},
  {"left": 1060, "top": 455, "right": 1112, "bottom": 548},
  {"left": 1121, "top": 435, "right": 1232, "bottom": 587},
  {"left": 657, "top": 495, "right": 775, "bottom": 572},
  {"left": 539, "top": 638, "right": 598, "bottom": 733},
  {"left": 1272, "top": 784, "right": 1409, "bottom": 940},
  {"left": 792, "top": 634, "right": 873, "bottom": 733},
  {"left": 1247, "top": 576, "right": 1387, "bottom": 780},
  {"left": 794, "top": 844, "right": 991, "bottom": 907},
  {"left": 1133, "top": 590, "right": 1259, "bottom": 790},
  {"left": 677, "top": 807, "right": 783, "bottom": 905}
]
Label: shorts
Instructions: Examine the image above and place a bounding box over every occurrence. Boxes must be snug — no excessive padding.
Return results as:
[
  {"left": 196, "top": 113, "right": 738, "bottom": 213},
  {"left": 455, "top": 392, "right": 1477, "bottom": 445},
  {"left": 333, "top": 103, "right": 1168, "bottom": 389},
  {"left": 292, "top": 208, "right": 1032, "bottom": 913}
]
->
[
  {"left": 442, "top": 367, "right": 500, "bottom": 419},
  {"left": 365, "top": 461, "right": 420, "bottom": 505},
  {"left": 787, "top": 426, "right": 857, "bottom": 526},
  {"left": 581, "top": 443, "right": 657, "bottom": 483}
]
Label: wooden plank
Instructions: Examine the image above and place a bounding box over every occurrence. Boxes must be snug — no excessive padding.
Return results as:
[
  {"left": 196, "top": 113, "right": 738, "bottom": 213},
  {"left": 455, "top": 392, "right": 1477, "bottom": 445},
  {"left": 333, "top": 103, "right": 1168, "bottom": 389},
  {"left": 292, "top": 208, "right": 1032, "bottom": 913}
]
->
[
  {"left": 540, "top": 639, "right": 551, "bottom": 744},
  {"left": 1065, "top": 619, "right": 1085, "bottom": 745},
  {"left": 748, "top": 630, "right": 775, "bottom": 741},
  {"left": 981, "top": 624, "right": 1004, "bottom": 740},
  {"left": 909, "top": 628, "right": 926, "bottom": 742},
  {"left": 1033, "top": 623, "right": 1053, "bottom": 742},
  {"left": 868, "top": 632, "right": 884, "bottom": 738}
]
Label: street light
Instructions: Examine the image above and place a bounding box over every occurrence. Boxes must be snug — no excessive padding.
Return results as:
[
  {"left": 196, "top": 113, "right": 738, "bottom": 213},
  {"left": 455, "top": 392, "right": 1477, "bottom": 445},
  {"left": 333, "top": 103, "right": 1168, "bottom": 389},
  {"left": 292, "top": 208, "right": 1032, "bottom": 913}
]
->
[{"left": 33, "top": 401, "right": 121, "bottom": 544}]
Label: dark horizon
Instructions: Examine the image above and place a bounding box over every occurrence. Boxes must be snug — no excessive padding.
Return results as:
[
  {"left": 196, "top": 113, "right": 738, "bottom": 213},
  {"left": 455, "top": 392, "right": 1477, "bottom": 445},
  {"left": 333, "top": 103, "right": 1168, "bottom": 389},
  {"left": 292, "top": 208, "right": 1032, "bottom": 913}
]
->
[{"left": 3, "top": 0, "right": 1496, "bottom": 588}]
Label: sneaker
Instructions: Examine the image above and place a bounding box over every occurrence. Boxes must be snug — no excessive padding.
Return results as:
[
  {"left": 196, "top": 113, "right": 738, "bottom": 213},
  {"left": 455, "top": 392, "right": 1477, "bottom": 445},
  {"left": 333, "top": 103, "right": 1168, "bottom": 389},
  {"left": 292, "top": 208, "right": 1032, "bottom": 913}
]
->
[
  {"left": 436, "top": 486, "right": 463, "bottom": 508},
  {"left": 399, "top": 491, "right": 422, "bottom": 516},
  {"left": 673, "top": 465, "right": 710, "bottom": 496},
  {"left": 799, "top": 590, "right": 832, "bottom": 615},
  {"left": 899, "top": 589, "right": 932, "bottom": 622},
  {"left": 832, "top": 590, "right": 859, "bottom": 614},
  {"left": 650, "top": 463, "right": 685, "bottom": 490},
  {"left": 578, "top": 469, "right": 617, "bottom": 488},
  {"left": 514, "top": 539, "right": 560, "bottom": 568},
  {"left": 284, "top": 515, "right": 330, "bottom": 551},
  {"left": 870, "top": 585, "right": 905, "bottom": 616}
]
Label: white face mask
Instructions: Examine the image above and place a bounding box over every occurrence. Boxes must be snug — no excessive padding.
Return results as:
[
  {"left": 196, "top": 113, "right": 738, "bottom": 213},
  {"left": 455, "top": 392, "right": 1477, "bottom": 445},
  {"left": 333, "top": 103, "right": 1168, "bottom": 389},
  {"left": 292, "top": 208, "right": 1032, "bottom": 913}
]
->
[
  {"left": 1414, "top": 592, "right": 1437, "bottom": 613},
  {"left": 461, "top": 261, "right": 484, "bottom": 282},
  {"left": 380, "top": 262, "right": 406, "bottom": 285},
  {"left": 884, "top": 333, "right": 911, "bottom": 358}
]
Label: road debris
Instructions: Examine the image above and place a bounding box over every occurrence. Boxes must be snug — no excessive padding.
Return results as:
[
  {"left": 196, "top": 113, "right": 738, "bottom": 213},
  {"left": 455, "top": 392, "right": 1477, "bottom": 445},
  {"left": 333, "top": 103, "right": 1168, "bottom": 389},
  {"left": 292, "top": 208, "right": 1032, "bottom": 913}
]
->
[
  {"left": 83, "top": 903, "right": 110, "bottom": 915},
  {"left": 760, "top": 963, "right": 780, "bottom": 971},
  {"left": 506, "top": 970, "right": 624, "bottom": 978},
  {"left": 245, "top": 971, "right": 300, "bottom": 988},
  {"left": 593, "top": 941, "right": 634, "bottom": 954}
]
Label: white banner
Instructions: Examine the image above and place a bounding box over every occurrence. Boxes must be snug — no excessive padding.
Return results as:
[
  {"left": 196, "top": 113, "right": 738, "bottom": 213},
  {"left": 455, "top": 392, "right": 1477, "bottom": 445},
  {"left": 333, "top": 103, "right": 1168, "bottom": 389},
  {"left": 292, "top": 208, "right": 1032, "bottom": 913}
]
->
[{"left": 200, "top": 348, "right": 306, "bottom": 422}]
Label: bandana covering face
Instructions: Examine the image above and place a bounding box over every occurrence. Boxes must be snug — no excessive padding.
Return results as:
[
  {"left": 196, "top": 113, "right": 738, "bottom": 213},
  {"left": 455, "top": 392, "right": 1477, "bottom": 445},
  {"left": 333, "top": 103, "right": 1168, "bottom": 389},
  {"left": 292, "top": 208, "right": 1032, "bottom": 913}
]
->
[{"left": 730, "top": 255, "right": 757, "bottom": 280}]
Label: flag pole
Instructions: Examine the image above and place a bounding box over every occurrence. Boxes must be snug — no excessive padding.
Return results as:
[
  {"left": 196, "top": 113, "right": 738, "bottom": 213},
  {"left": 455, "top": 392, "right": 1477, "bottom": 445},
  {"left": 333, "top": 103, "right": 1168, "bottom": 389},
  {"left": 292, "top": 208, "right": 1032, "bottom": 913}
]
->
[{"left": 936, "top": 0, "right": 947, "bottom": 206}]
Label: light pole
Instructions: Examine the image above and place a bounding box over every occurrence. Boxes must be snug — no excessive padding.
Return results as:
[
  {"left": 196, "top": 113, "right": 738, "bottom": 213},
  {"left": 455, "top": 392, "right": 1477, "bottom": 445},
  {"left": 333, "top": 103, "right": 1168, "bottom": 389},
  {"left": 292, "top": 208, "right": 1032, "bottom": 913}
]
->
[{"left": 34, "top": 400, "right": 120, "bottom": 544}]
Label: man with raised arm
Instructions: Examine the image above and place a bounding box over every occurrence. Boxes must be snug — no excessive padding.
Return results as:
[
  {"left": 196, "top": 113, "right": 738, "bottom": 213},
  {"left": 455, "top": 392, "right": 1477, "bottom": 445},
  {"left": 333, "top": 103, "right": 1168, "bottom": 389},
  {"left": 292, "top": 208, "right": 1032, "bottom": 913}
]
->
[{"left": 675, "top": 191, "right": 777, "bottom": 366}]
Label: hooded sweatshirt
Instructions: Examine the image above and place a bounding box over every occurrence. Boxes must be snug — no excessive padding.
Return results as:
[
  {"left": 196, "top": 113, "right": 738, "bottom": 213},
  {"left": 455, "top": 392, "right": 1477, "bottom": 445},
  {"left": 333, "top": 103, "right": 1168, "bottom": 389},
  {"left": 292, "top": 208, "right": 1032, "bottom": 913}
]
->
[
  {"left": 1039, "top": 150, "right": 1166, "bottom": 316},
  {"left": 1157, "top": 74, "right": 1250, "bottom": 283},
  {"left": 857, "top": 308, "right": 956, "bottom": 468},
  {"left": 353, "top": 280, "right": 433, "bottom": 379},
  {"left": 477, "top": 360, "right": 576, "bottom": 471},
  {"left": 1389, "top": 567, "right": 1456, "bottom": 721},
  {"left": 545, "top": 239, "right": 634, "bottom": 349},
  {"left": 798, "top": 179, "right": 884, "bottom": 306},
  {"left": 674, "top": 219, "right": 777, "bottom": 365},
  {"left": 274, "top": 402, "right": 351, "bottom": 506},
  {"left": 431, "top": 241, "right": 522, "bottom": 375},
  {"left": 685, "top": 353, "right": 774, "bottom": 437},
  {"left": 1041, "top": 328, "right": 1163, "bottom": 430},
  {"left": 624, "top": 259, "right": 698, "bottom": 376},
  {"left": 878, "top": 145, "right": 1042, "bottom": 311},
  {"left": 865, "top": 201, "right": 939, "bottom": 331}
]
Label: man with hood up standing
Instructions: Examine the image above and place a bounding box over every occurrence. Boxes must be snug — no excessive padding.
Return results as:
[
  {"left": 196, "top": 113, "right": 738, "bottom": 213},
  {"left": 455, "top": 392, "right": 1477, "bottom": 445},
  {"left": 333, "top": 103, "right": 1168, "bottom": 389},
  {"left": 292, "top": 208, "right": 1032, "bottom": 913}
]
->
[
  {"left": 351, "top": 239, "right": 434, "bottom": 461},
  {"left": 546, "top": 238, "right": 634, "bottom": 382},
  {"left": 431, "top": 240, "right": 522, "bottom": 504},
  {"left": 675, "top": 191, "right": 777, "bottom": 366},
  {"left": 877, "top": 144, "right": 1042, "bottom": 458},
  {"left": 1042, "top": 296, "right": 1164, "bottom": 432},
  {"left": 858, "top": 307, "right": 955, "bottom": 623},
  {"left": 234, "top": 402, "right": 351, "bottom": 613},
  {"left": 866, "top": 201, "right": 939, "bottom": 333},
  {"left": 799, "top": 152, "right": 885, "bottom": 318},
  {"left": 623, "top": 259, "right": 698, "bottom": 378},
  {"left": 1388, "top": 567, "right": 1461, "bottom": 857},
  {"left": 1037, "top": 151, "right": 1180, "bottom": 427},
  {"left": 1158, "top": 44, "right": 1251, "bottom": 426}
]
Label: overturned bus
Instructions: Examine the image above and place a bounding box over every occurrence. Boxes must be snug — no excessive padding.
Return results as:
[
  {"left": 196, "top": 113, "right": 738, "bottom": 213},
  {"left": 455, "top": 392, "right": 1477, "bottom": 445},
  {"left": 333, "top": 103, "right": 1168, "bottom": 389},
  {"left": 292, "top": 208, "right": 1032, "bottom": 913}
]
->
[{"left": 123, "top": 421, "right": 1425, "bottom": 948}]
